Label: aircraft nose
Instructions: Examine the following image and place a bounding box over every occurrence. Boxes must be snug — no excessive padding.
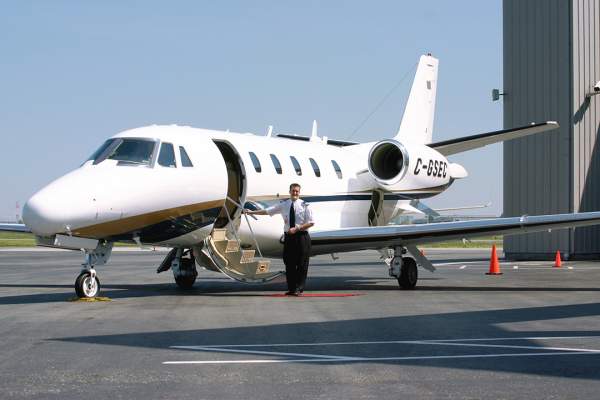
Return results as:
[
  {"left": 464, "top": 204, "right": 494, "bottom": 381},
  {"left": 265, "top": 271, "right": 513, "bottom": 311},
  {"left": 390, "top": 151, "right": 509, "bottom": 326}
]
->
[
  {"left": 22, "top": 190, "right": 69, "bottom": 236},
  {"left": 22, "top": 170, "right": 99, "bottom": 236}
]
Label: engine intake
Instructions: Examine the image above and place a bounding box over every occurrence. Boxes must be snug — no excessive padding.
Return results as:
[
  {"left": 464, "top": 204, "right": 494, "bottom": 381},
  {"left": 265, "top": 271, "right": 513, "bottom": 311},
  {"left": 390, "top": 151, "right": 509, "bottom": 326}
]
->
[{"left": 368, "top": 139, "right": 410, "bottom": 185}]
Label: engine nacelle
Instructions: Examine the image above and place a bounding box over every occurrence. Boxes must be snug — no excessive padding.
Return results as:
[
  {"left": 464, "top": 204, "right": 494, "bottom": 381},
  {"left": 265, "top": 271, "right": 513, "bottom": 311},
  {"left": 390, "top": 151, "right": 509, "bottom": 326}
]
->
[
  {"left": 367, "top": 139, "right": 410, "bottom": 186},
  {"left": 367, "top": 139, "right": 459, "bottom": 192}
]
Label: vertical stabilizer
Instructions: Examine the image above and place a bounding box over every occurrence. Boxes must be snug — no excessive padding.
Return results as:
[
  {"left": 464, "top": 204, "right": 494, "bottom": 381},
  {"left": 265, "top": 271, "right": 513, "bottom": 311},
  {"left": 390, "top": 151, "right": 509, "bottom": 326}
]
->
[{"left": 395, "top": 54, "right": 438, "bottom": 144}]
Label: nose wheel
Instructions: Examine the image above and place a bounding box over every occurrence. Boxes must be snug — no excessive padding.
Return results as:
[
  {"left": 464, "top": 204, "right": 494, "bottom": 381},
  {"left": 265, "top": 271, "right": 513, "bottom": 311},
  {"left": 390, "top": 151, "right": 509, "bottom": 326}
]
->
[{"left": 75, "top": 269, "right": 101, "bottom": 298}]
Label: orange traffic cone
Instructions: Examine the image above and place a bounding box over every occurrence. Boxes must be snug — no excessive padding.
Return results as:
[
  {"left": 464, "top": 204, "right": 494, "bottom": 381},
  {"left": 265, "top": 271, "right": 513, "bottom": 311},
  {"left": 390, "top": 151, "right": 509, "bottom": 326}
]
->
[
  {"left": 554, "top": 251, "right": 562, "bottom": 268},
  {"left": 486, "top": 244, "right": 503, "bottom": 275}
]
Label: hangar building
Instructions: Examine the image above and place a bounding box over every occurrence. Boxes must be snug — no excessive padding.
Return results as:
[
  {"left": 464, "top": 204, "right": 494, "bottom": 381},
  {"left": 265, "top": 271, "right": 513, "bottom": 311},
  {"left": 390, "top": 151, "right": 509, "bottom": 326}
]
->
[{"left": 503, "top": 0, "right": 600, "bottom": 260}]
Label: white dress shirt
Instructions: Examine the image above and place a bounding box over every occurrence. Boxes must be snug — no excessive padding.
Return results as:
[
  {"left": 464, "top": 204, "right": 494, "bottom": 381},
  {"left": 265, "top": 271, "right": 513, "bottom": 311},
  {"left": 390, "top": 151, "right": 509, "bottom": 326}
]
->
[{"left": 266, "top": 199, "right": 314, "bottom": 232}]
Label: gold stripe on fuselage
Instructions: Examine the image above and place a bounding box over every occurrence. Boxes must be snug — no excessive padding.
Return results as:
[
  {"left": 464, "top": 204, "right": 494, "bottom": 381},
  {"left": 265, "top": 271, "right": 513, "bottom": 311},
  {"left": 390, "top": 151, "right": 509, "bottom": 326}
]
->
[{"left": 73, "top": 199, "right": 225, "bottom": 239}]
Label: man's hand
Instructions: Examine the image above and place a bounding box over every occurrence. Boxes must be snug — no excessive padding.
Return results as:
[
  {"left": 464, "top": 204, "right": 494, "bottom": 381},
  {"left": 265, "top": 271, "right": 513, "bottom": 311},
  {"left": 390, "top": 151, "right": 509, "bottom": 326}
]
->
[{"left": 288, "top": 226, "right": 298, "bottom": 235}]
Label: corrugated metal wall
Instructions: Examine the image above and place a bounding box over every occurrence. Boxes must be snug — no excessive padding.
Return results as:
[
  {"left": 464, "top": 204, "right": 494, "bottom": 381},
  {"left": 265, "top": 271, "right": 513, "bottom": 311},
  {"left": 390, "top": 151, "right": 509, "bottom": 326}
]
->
[
  {"left": 572, "top": 0, "right": 600, "bottom": 256},
  {"left": 503, "top": 0, "right": 600, "bottom": 259},
  {"left": 503, "top": 0, "right": 572, "bottom": 259}
]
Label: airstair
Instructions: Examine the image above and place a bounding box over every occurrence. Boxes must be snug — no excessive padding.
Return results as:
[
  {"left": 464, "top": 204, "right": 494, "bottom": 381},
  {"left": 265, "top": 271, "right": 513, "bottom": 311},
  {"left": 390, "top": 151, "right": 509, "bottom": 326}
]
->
[{"left": 195, "top": 197, "right": 284, "bottom": 283}]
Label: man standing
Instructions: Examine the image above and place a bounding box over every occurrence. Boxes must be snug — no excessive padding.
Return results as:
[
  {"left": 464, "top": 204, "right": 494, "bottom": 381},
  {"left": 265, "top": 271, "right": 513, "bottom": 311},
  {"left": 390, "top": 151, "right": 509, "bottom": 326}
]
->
[{"left": 244, "top": 183, "right": 314, "bottom": 296}]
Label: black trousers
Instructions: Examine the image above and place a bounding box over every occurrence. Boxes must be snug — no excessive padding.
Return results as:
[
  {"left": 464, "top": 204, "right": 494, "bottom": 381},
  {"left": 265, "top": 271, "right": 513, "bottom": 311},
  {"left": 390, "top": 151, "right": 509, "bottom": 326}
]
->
[{"left": 283, "top": 231, "right": 311, "bottom": 292}]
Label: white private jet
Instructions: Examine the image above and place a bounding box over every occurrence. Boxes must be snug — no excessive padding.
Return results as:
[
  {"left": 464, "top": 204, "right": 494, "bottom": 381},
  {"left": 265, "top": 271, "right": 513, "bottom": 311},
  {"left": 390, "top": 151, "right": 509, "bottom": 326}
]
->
[{"left": 3, "top": 54, "right": 600, "bottom": 298}]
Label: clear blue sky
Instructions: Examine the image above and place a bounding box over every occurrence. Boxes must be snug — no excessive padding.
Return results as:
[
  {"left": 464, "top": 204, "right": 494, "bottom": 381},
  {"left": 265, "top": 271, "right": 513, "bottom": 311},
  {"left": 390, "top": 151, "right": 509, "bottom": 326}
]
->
[{"left": 0, "top": 1, "right": 503, "bottom": 221}]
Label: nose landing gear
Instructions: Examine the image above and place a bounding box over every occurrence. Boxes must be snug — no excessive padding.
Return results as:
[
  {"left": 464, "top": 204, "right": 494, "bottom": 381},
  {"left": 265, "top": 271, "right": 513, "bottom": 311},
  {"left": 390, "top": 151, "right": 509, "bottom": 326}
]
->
[
  {"left": 74, "top": 241, "right": 112, "bottom": 298},
  {"left": 75, "top": 268, "right": 100, "bottom": 298}
]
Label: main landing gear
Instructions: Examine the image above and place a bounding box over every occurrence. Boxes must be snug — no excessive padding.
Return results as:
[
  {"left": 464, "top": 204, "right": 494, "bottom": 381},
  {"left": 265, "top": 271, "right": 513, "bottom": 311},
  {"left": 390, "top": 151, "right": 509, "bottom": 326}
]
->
[
  {"left": 157, "top": 248, "right": 198, "bottom": 289},
  {"left": 389, "top": 246, "right": 418, "bottom": 290},
  {"left": 74, "top": 241, "right": 113, "bottom": 298}
]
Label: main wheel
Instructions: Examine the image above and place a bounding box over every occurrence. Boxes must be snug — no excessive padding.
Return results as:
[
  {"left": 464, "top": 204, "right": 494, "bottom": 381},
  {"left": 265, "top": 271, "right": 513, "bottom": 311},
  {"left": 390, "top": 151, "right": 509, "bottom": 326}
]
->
[
  {"left": 398, "top": 257, "right": 418, "bottom": 290},
  {"left": 75, "top": 271, "right": 101, "bottom": 298},
  {"left": 175, "top": 275, "right": 197, "bottom": 289},
  {"left": 174, "top": 257, "right": 198, "bottom": 289}
]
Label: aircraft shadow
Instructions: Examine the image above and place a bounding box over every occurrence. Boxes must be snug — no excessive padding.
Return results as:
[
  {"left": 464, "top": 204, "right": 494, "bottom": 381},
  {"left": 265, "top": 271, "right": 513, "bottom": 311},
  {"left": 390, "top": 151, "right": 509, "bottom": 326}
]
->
[
  {"left": 51, "top": 302, "right": 600, "bottom": 379},
  {"left": 1, "top": 274, "right": 600, "bottom": 304}
]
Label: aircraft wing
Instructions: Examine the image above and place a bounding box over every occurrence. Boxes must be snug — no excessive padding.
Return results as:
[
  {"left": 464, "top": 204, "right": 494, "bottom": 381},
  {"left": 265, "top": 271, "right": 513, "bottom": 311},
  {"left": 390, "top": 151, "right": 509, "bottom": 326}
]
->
[
  {"left": 429, "top": 121, "right": 559, "bottom": 156},
  {"left": 0, "top": 223, "right": 31, "bottom": 233},
  {"left": 310, "top": 211, "right": 600, "bottom": 255}
]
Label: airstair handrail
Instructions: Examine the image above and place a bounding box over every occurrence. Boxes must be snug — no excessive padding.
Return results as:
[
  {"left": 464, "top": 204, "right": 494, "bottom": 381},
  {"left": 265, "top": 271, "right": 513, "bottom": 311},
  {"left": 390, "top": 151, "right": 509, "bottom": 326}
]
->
[{"left": 225, "top": 196, "right": 263, "bottom": 258}]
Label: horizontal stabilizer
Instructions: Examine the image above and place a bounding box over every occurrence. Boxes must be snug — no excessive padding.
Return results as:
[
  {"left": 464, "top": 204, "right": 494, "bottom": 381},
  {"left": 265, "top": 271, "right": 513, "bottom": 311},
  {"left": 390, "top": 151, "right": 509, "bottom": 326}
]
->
[
  {"left": 0, "top": 223, "right": 31, "bottom": 233},
  {"left": 430, "top": 121, "right": 559, "bottom": 156}
]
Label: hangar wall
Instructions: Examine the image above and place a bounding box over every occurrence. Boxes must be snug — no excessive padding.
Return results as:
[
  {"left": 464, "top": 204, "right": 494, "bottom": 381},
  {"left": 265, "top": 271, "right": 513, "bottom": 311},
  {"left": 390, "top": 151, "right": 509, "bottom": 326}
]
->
[{"left": 503, "top": 0, "right": 600, "bottom": 260}]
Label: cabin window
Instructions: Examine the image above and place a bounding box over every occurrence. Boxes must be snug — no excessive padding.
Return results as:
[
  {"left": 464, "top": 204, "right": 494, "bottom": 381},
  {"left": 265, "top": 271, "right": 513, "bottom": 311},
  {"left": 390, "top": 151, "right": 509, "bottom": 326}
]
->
[
  {"left": 158, "top": 142, "right": 176, "bottom": 167},
  {"left": 249, "top": 152, "right": 262, "bottom": 173},
  {"left": 90, "top": 138, "right": 156, "bottom": 166},
  {"left": 309, "top": 158, "right": 321, "bottom": 177},
  {"left": 270, "top": 154, "right": 282, "bottom": 174},
  {"left": 179, "top": 146, "right": 193, "bottom": 167},
  {"left": 331, "top": 160, "right": 342, "bottom": 179},
  {"left": 290, "top": 156, "right": 302, "bottom": 176}
]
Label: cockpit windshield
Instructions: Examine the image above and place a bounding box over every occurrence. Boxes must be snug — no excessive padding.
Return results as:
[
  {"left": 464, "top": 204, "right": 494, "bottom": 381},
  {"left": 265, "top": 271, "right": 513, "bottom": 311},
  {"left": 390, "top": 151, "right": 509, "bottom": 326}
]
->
[{"left": 89, "top": 138, "right": 156, "bottom": 166}]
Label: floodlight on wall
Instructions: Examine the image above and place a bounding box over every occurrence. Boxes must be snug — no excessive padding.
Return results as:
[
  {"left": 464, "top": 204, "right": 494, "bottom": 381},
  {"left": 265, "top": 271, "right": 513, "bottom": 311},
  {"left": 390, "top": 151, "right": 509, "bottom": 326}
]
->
[
  {"left": 492, "top": 89, "right": 505, "bottom": 101},
  {"left": 586, "top": 80, "right": 600, "bottom": 98}
]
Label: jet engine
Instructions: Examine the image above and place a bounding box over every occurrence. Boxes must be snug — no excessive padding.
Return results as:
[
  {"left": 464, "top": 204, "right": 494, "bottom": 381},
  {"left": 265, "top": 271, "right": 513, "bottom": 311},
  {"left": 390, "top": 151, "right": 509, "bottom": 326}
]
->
[{"left": 367, "top": 139, "right": 410, "bottom": 186}]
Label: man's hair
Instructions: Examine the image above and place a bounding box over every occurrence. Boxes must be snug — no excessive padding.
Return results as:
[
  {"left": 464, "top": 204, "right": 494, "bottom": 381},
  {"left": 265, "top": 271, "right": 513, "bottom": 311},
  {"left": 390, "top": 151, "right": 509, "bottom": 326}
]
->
[{"left": 289, "top": 183, "right": 301, "bottom": 191}]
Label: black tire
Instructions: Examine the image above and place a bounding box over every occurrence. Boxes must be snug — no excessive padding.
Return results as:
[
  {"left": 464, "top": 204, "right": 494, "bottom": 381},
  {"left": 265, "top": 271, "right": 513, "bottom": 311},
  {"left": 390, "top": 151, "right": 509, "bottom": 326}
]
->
[
  {"left": 398, "top": 257, "right": 418, "bottom": 290},
  {"left": 175, "top": 275, "right": 197, "bottom": 289},
  {"left": 75, "top": 271, "right": 101, "bottom": 298},
  {"left": 174, "top": 257, "right": 198, "bottom": 289}
]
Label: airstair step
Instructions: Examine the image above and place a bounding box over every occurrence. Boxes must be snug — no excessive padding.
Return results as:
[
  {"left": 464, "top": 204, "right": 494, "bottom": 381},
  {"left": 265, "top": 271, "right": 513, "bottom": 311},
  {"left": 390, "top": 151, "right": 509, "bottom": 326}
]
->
[
  {"left": 226, "top": 249, "right": 256, "bottom": 265},
  {"left": 226, "top": 260, "right": 260, "bottom": 277},
  {"left": 254, "top": 259, "right": 271, "bottom": 275},
  {"left": 212, "top": 228, "right": 228, "bottom": 241},
  {"left": 225, "top": 240, "right": 240, "bottom": 252},
  {"left": 206, "top": 228, "right": 282, "bottom": 283},
  {"left": 207, "top": 237, "right": 229, "bottom": 267},
  {"left": 212, "top": 239, "right": 240, "bottom": 255}
]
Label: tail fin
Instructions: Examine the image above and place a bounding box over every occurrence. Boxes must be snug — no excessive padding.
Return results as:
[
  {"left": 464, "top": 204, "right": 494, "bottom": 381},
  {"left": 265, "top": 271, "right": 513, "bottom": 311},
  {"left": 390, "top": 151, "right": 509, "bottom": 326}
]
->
[{"left": 395, "top": 54, "right": 438, "bottom": 144}]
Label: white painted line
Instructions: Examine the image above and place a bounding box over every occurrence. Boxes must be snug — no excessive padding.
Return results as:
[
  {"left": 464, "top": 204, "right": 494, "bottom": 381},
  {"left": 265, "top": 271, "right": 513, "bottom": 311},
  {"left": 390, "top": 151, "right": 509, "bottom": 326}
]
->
[
  {"left": 418, "top": 341, "right": 600, "bottom": 353},
  {"left": 170, "top": 335, "right": 600, "bottom": 349},
  {"left": 459, "top": 265, "right": 467, "bottom": 270},
  {"left": 163, "top": 351, "right": 600, "bottom": 365},
  {"left": 513, "top": 265, "right": 519, "bottom": 269},
  {"left": 424, "top": 335, "right": 600, "bottom": 343},
  {"left": 171, "top": 346, "right": 353, "bottom": 360},
  {"left": 434, "top": 261, "right": 484, "bottom": 266}
]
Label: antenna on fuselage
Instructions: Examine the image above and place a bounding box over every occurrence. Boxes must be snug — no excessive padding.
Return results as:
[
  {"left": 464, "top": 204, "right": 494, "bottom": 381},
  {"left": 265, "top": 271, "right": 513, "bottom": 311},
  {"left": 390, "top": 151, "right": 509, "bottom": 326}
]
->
[{"left": 266, "top": 125, "right": 273, "bottom": 137}]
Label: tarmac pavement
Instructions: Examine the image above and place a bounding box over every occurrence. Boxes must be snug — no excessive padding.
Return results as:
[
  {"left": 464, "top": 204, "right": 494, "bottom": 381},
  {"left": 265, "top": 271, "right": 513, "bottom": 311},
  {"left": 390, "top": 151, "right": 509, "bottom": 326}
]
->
[{"left": 1, "top": 248, "right": 600, "bottom": 399}]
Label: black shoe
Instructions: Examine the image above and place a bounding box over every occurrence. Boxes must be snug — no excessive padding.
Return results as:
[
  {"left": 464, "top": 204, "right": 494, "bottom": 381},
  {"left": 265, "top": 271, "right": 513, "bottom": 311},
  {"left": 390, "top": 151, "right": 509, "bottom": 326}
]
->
[
  {"left": 294, "top": 290, "right": 302, "bottom": 297},
  {"left": 285, "top": 291, "right": 295, "bottom": 296}
]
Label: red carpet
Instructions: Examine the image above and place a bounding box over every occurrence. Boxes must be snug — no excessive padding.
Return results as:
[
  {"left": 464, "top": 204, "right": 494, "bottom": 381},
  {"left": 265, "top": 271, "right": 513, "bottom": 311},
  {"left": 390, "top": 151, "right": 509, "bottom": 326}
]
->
[{"left": 267, "top": 293, "right": 363, "bottom": 297}]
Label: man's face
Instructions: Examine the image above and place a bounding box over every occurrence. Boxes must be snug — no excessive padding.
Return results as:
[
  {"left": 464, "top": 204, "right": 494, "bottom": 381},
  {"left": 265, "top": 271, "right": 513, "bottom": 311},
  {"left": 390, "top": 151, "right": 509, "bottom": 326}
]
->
[{"left": 289, "top": 186, "right": 300, "bottom": 201}]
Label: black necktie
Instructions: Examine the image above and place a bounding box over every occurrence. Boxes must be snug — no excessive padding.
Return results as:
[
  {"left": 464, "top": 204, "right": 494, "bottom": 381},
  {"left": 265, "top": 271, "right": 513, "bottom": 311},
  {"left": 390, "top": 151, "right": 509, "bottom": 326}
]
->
[{"left": 289, "top": 202, "right": 296, "bottom": 229}]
